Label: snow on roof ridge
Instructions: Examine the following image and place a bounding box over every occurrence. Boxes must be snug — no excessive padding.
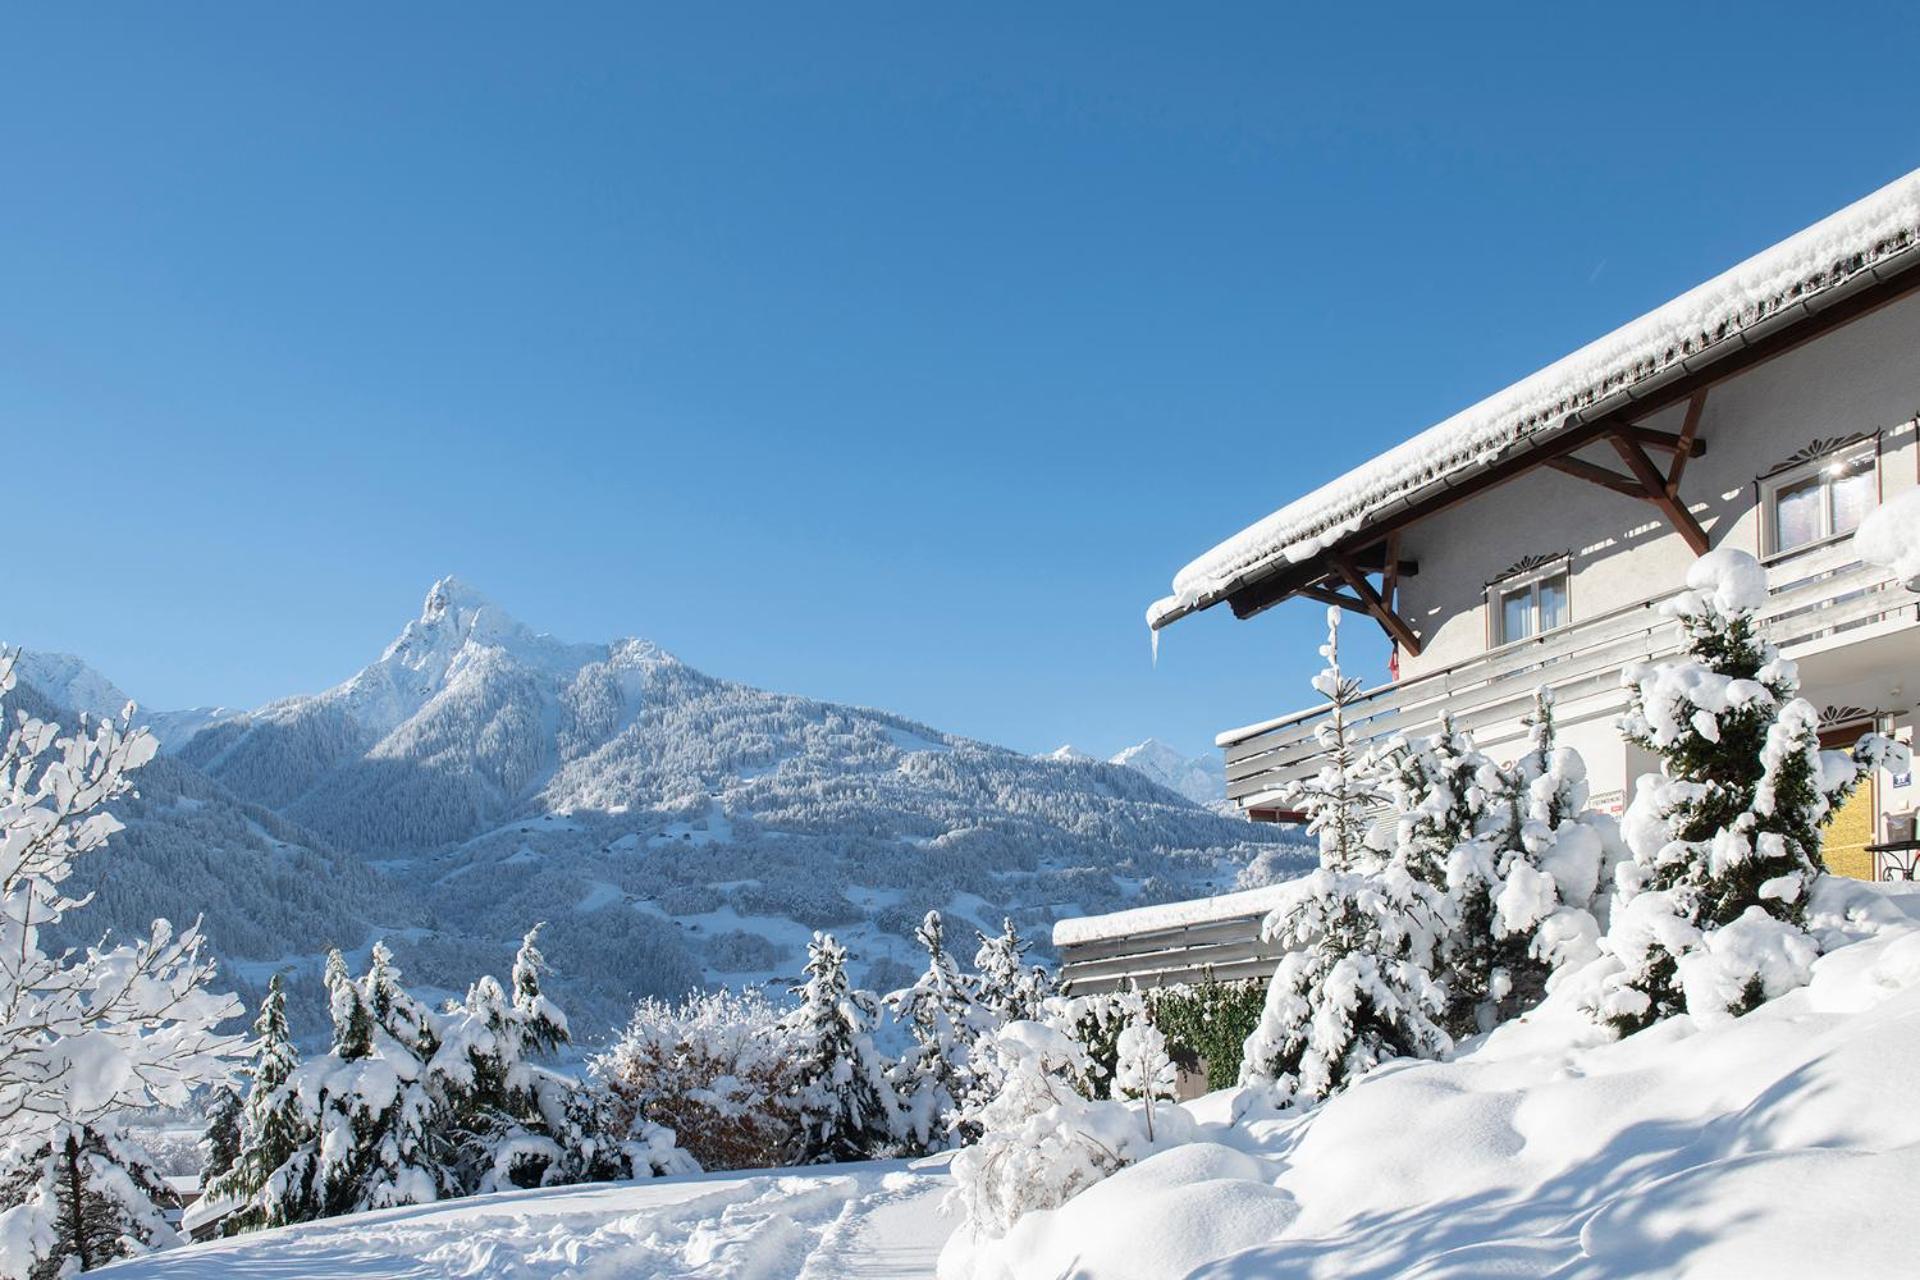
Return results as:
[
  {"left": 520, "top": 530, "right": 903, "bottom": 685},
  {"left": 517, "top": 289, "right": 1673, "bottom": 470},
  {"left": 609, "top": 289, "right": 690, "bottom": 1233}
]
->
[
  {"left": 1052, "top": 882, "right": 1294, "bottom": 948},
  {"left": 1150, "top": 166, "right": 1920, "bottom": 629}
]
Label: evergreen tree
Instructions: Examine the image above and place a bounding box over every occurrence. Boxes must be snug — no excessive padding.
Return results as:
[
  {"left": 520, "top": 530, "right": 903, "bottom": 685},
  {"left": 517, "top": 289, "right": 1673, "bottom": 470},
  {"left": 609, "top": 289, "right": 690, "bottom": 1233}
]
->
[
  {"left": 363, "top": 940, "right": 437, "bottom": 1058},
  {"left": 308, "top": 952, "right": 449, "bottom": 1218},
  {"left": 1288, "top": 608, "right": 1386, "bottom": 868},
  {"left": 783, "top": 932, "right": 900, "bottom": 1163},
  {"left": 427, "top": 933, "right": 631, "bottom": 1193},
  {"left": 889, "top": 911, "right": 988, "bottom": 1151},
  {"left": 208, "top": 974, "right": 315, "bottom": 1233},
  {"left": 323, "top": 948, "right": 374, "bottom": 1061},
  {"left": 1241, "top": 610, "right": 1452, "bottom": 1104},
  {"left": 509, "top": 924, "right": 568, "bottom": 1059},
  {"left": 199, "top": 1085, "right": 244, "bottom": 1188},
  {"left": 1596, "top": 549, "right": 1897, "bottom": 1032},
  {"left": 0, "top": 1124, "right": 179, "bottom": 1277}
]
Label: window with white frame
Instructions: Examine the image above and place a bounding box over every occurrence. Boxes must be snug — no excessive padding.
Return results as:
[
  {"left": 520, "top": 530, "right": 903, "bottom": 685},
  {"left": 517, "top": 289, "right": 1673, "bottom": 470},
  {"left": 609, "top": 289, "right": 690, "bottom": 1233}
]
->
[
  {"left": 1761, "top": 440, "right": 1878, "bottom": 557},
  {"left": 1488, "top": 558, "right": 1569, "bottom": 646}
]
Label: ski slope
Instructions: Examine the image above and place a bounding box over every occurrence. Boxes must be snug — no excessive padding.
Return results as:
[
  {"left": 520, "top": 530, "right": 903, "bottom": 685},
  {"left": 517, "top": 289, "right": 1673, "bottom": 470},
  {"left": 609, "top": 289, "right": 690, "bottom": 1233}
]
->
[{"left": 108, "top": 1158, "right": 953, "bottom": 1279}]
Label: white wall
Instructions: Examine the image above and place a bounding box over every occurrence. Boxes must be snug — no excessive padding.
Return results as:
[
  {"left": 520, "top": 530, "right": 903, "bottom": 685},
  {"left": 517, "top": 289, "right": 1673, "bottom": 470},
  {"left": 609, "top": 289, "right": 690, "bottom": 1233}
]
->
[{"left": 1395, "top": 287, "right": 1920, "bottom": 678}]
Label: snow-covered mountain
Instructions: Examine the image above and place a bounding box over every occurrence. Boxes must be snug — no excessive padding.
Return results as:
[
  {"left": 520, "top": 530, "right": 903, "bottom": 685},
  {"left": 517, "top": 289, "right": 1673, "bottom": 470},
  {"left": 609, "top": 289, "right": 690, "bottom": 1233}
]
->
[
  {"left": 1046, "top": 739, "right": 1229, "bottom": 811},
  {"left": 1108, "top": 739, "right": 1226, "bottom": 810},
  {"left": 11, "top": 580, "right": 1309, "bottom": 1036}
]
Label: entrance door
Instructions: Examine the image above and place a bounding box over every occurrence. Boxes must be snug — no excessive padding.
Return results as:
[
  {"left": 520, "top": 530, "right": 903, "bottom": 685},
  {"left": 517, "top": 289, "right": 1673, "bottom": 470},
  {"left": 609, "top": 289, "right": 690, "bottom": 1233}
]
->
[{"left": 1819, "top": 725, "right": 1878, "bottom": 880}]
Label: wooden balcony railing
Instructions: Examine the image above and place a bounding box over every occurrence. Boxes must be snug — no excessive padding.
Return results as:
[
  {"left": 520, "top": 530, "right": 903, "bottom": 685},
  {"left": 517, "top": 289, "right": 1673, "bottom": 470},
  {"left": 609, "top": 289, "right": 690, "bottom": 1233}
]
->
[{"left": 1222, "top": 541, "right": 1915, "bottom": 811}]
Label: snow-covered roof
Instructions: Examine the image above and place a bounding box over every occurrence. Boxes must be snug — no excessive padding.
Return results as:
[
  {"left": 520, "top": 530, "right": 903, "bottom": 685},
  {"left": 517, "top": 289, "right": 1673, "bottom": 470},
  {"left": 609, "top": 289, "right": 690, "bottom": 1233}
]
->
[
  {"left": 1053, "top": 883, "right": 1291, "bottom": 948},
  {"left": 1149, "top": 167, "right": 1920, "bottom": 629}
]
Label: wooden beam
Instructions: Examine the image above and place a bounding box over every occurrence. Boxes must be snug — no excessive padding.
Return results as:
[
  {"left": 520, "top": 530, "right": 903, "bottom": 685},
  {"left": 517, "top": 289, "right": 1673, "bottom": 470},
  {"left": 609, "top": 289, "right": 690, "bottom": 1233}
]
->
[
  {"left": 1329, "top": 555, "right": 1423, "bottom": 656},
  {"left": 1613, "top": 423, "right": 1707, "bottom": 456},
  {"left": 1667, "top": 389, "right": 1708, "bottom": 495},
  {"left": 1545, "top": 455, "right": 1646, "bottom": 498},
  {"left": 1609, "top": 432, "right": 1710, "bottom": 554},
  {"left": 1298, "top": 584, "right": 1371, "bottom": 615},
  {"left": 1210, "top": 257, "right": 1920, "bottom": 626}
]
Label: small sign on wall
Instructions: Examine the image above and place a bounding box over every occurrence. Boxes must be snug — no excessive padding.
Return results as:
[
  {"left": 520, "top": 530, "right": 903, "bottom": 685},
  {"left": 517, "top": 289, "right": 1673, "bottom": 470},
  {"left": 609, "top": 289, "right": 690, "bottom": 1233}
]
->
[{"left": 1589, "top": 788, "right": 1626, "bottom": 817}]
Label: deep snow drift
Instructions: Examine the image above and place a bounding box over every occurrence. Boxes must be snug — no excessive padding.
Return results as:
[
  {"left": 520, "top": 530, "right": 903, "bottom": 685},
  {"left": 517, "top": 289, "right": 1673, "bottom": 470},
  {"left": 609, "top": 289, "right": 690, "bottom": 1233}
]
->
[{"left": 945, "top": 878, "right": 1920, "bottom": 1279}]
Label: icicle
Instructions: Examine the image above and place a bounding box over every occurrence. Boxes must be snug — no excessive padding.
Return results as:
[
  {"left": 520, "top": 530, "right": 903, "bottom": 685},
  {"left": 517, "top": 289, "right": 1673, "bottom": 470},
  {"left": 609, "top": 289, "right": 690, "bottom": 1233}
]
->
[{"left": 1149, "top": 625, "right": 1160, "bottom": 668}]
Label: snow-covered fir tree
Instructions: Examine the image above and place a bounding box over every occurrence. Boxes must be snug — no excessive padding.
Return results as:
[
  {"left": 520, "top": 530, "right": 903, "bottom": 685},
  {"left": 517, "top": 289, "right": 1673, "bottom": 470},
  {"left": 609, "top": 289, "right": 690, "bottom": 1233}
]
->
[
  {"left": 429, "top": 928, "right": 642, "bottom": 1193},
  {"left": 1594, "top": 549, "right": 1905, "bottom": 1032},
  {"left": 1369, "top": 707, "right": 1602, "bottom": 1038},
  {"left": 306, "top": 948, "right": 450, "bottom": 1219},
  {"left": 206, "top": 974, "right": 313, "bottom": 1233},
  {"left": 782, "top": 932, "right": 900, "bottom": 1163},
  {"left": 198, "top": 1086, "right": 243, "bottom": 1189},
  {"left": 1464, "top": 691, "right": 1607, "bottom": 1028},
  {"left": 0, "top": 1124, "right": 179, "bottom": 1277},
  {"left": 889, "top": 912, "right": 990, "bottom": 1151},
  {"left": 1240, "top": 610, "right": 1452, "bottom": 1104},
  {"left": 0, "top": 654, "right": 240, "bottom": 1147},
  {"left": 363, "top": 940, "right": 437, "bottom": 1059},
  {"left": 1289, "top": 608, "right": 1385, "bottom": 868},
  {"left": 973, "top": 918, "right": 1050, "bottom": 1025}
]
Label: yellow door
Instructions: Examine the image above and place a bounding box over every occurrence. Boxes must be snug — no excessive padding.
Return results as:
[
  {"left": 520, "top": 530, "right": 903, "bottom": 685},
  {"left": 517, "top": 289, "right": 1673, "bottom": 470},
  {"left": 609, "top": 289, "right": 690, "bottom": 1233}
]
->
[{"left": 1821, "top": 775, "right": 1878, "bottom": 881}]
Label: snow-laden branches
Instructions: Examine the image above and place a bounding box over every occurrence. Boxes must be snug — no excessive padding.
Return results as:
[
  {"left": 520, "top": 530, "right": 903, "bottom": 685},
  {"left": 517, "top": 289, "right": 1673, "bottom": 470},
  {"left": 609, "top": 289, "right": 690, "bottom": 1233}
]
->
[{"left": 0, "top": 652, "right": 241, "bottom": 1146}]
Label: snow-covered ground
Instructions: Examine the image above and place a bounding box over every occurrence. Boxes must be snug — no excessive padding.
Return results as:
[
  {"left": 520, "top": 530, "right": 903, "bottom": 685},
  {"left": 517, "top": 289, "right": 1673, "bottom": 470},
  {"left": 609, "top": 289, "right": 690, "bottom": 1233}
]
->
[
  {"left": 947, "top": 878, "right": 1920, "bottom": 1279},
  {"left": 109, "top": 1158, "right": 954, "bottom": 1279}
]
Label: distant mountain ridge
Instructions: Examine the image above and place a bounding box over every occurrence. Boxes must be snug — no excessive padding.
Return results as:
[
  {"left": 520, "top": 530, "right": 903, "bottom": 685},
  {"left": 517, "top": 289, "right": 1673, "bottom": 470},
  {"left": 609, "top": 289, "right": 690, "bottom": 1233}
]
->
[
  {"left": 1046, "top": 738, "right": 1229, "bottom": 812},
  {"left": 10, "top": 579, "right": 1309, "bottom": 1036}
]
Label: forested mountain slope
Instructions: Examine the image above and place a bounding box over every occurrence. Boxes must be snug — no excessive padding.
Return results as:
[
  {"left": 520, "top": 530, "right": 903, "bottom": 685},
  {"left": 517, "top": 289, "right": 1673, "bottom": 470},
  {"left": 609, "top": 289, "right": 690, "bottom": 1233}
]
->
[{"left": 16, "top": 580, "right": 1309, "bottom": 1036}]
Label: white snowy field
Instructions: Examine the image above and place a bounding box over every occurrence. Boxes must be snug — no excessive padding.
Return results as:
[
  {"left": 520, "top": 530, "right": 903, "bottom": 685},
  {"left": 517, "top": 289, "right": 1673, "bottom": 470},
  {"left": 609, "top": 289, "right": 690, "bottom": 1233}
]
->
[{"left": 106, "top": 1158, "right": 954, "bottom": 1279}]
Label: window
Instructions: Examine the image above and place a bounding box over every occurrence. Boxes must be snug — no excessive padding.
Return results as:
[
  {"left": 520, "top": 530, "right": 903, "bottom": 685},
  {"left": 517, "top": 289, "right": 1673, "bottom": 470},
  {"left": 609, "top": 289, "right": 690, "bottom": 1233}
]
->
[
  {"left": 1488, "top": 560, "right": 1570, "bottom": 646},
  {"left": 1762, "top": 442, "right": 1877, "bottom": 556}
]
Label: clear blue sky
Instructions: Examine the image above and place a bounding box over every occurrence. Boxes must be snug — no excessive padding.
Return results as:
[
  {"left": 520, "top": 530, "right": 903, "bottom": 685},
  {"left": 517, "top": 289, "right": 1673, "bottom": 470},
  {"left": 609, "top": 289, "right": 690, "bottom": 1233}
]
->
[{"left": 4, "top": 4, "right": 1918, "bottom": 759}]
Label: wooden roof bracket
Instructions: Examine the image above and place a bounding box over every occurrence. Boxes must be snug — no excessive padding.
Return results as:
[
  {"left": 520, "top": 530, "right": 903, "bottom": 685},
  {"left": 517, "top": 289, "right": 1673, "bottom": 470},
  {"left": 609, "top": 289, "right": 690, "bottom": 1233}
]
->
[
  {"left": 1330, "top": 553, "right": 1423, "bottom": 656},
  {"left": 1665, "top": 389, "right": 1709, "bottom": 495},
  {"left": 1608, "top": 430, "right": 1710, "bottom": 554},
  {"left": 1299, "top": 583, "right": 1372, "bottom": 615}
]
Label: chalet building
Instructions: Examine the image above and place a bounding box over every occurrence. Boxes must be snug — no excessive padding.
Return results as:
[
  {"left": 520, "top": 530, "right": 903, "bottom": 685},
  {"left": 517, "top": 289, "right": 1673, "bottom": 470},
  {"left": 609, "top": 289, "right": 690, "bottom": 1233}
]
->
[{"left": 1059, "top": 169, "right": 1920, "bottom": 993}]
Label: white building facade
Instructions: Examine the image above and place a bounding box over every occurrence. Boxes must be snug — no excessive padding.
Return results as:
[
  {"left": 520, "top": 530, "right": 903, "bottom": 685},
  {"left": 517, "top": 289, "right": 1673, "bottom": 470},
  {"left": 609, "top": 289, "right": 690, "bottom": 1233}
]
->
[
  {"left": 1062, "top": 170, "right": 1920, "bottom": 989},
  {"left": 1150, "top": 169, "right": 1920, "bottom": 884}
]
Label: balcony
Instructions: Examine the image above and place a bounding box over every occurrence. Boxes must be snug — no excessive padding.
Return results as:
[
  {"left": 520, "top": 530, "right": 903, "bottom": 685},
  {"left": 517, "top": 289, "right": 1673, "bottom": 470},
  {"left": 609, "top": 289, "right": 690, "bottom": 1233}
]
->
[{"left": 1222, "top": 541, "right": 1916, "bottom": 813}]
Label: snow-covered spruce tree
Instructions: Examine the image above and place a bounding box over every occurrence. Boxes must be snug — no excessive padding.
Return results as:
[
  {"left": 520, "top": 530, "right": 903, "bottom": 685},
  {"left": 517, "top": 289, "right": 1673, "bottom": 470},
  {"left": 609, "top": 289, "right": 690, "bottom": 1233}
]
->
[
  {"left": 0, "top": 654, "right": 240, "bottom": 1147},
  {"left": 1239, "top": 610, "right": 1451, "bottom": 1105},
  {"left": 974, "top": 918, "right": 1049, "bottom": 1025},
  {"left": 0, "top": 1124, "right": 179, "bottom": 1277},
  {"left": 1375, "top": 704, "right": 1602, "bottom": 1038},
  {"left": 1461, "top": 690, "right": 1606, "bottom": 1030},
  {"left": 363, "top": 940, "right": 437, "bottom": 1059},
  {"left": 303, "top": 946, "right": 452, "bottom": 1219},
  {"left": 198, "top": 1086, "right": 243, "bottom": 1189},
  {"left": 889, "top": 911, "right": 990, "bottom": 1152},
  {"left": 206, "top": 974, "right": 313, "bottom": 1233},
  {"left": 1290, "top": 607, "right": 1387, "bottom": 869},
  {"left": 782, "top": 932, "right": 900, "bottom": 1163},
  {"left": 1595, "top": 549, "right": 1903, "bottom": 1033},
  {"left": 428, "top": 928, "right": 656, "bottom": 1193}
]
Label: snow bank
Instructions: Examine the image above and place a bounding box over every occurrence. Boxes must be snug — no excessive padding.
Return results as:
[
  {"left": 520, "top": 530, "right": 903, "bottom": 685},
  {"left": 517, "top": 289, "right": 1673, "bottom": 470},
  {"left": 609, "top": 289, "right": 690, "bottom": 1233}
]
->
[
  {"left": 950, "top": 880, "right": 1920, "bottom": 1279},
  {"left": 1855, "top": 485, "right": 1920, "bottom": 590},
  {"left": 1150, "top": 167, "right": 1920, "bottom": 628}
]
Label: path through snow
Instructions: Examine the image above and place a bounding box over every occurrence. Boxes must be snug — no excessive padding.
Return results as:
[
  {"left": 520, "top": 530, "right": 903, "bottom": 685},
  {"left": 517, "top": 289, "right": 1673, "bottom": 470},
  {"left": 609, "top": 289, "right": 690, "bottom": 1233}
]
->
[{"left": 108, "top": 1158, "right": 953, "bottom": 1279}]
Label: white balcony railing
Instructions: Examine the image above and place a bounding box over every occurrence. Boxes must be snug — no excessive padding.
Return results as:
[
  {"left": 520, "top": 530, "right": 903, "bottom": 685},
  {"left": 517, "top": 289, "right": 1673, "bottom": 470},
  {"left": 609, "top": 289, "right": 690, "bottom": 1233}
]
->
[{"left": 1223, "top": 541, "right": 1915, "bottom": 811}]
